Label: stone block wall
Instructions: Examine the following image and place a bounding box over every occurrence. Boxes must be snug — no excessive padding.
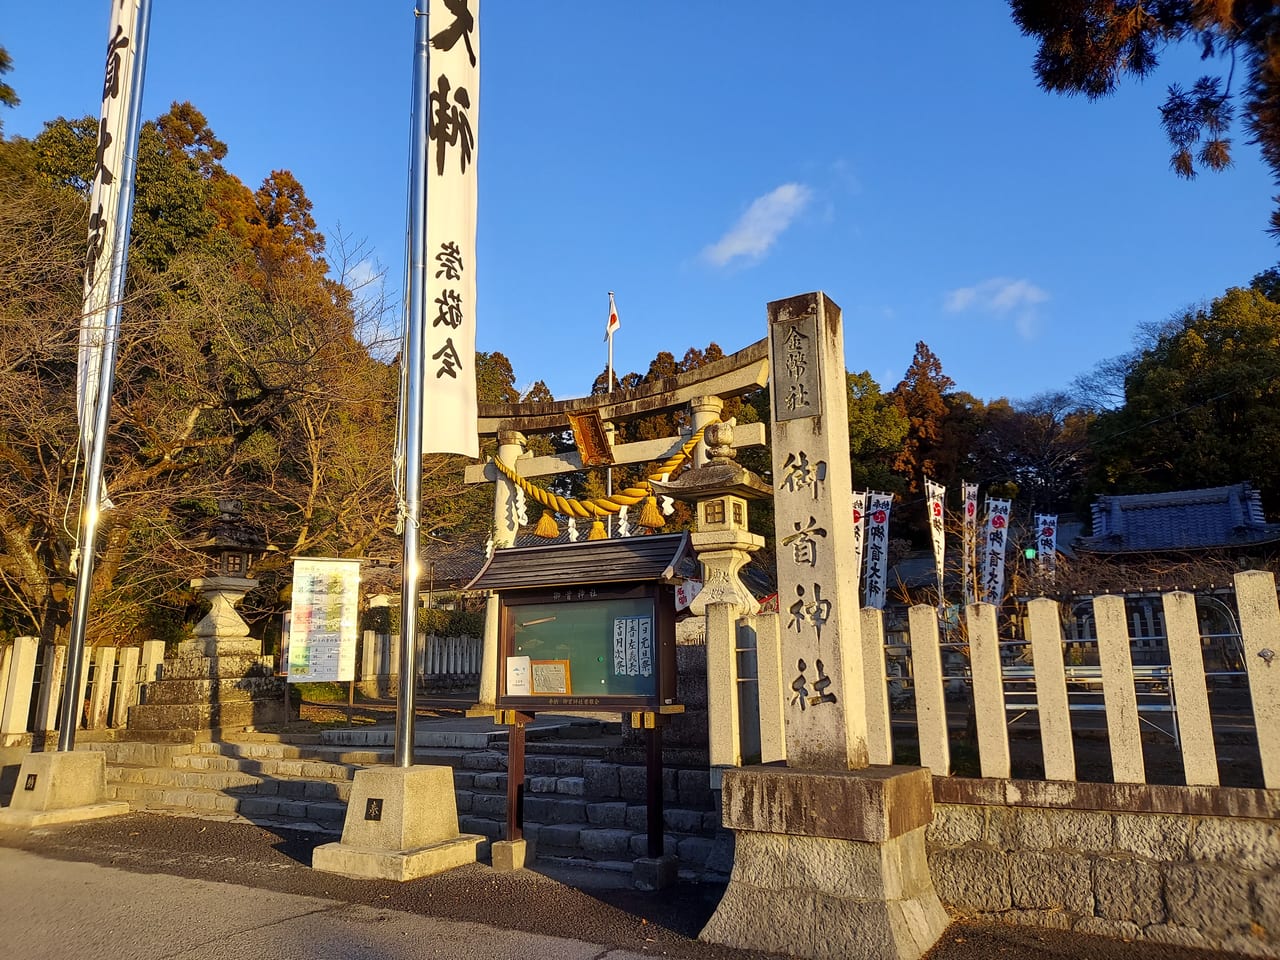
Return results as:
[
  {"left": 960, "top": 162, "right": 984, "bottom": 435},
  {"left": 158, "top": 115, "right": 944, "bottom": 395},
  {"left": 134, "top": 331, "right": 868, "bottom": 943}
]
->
[
  {"left": 926, "top": 779, "right": 1280, "bottom": 957},
  {"left": 452, "top": 751, "right": 726, "bottom": 879}
]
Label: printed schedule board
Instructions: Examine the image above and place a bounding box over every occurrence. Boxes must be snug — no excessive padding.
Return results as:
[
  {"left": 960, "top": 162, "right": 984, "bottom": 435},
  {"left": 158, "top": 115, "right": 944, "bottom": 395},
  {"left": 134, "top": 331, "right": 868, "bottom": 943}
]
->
[
  {"left": 497, "top": 584, "right": 676, "bottom": 712},
  {"left": 287, "top": 557, "right": 361, "bottom": 683}
]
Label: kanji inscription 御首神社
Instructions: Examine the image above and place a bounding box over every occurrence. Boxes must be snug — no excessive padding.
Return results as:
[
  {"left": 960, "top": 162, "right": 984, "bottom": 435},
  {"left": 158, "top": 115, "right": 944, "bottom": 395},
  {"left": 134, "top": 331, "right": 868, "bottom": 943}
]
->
[{"left": 767, "top": 293, "right": 868, "bottom": 769}]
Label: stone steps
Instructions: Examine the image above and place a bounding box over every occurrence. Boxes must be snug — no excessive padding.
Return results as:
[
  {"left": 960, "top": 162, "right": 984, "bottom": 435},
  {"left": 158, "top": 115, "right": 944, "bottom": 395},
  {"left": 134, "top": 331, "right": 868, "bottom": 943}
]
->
[
  {"left": 106, "top": 781, "right": 346, "bottom": 833},
  {"left": 110, "top": 762, "right": 355, "bottom": 802},
  {"left": 99, "top": 728, "right": 729, "bottom": 879}
]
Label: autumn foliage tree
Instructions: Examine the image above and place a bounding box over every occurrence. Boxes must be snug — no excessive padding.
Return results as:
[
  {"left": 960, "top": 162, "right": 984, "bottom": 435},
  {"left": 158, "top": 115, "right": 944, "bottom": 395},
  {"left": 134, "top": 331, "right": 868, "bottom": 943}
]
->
[
  {"left": 890, "top": 341, "right": 954, "bottom": 495},
  {"left": 0, "top": 102, "right": 416, "bottom": 643}
]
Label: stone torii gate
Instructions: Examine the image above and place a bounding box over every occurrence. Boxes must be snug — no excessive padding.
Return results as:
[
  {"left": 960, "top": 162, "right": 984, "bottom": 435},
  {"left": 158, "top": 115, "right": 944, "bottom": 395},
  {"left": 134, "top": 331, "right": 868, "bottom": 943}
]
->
[{"left": 462, "top": 338, "right": 771, "bottom": 715}]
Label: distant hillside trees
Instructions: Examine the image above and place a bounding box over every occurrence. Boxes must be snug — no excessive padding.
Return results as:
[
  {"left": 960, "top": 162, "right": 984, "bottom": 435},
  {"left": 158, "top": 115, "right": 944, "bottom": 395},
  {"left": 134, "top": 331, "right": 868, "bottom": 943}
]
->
[{"left": 1086, "top": 286, "right": 1280, "bottom": 506}]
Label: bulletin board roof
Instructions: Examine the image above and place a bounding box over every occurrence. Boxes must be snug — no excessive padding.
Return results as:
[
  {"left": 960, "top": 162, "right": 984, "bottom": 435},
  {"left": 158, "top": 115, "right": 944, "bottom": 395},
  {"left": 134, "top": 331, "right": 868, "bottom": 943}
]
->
[{"left": 465, "top": 533, "right": 692, "bottom": 592}]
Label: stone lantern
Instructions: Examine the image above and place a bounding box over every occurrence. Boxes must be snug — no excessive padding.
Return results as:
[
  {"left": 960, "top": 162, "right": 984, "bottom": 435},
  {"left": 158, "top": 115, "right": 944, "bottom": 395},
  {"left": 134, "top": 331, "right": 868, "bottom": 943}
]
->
[
  {"left": 649, "top": 418, "right": 771, "bottom": 616},
  {"left": 186, "top": 499, "right": 271, "bottom": 658},
  {"left": 128, "top": 499, "right": 286, "bottom": 734}
]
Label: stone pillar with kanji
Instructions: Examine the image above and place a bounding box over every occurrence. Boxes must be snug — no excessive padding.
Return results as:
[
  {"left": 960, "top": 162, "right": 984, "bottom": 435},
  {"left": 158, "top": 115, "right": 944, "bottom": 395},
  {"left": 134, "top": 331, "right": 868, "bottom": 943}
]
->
[
  {"left": 768, "top": 292, "right": 869, "bottom": 769},
  {"left": 700, "top": 293, "right": 949, "bottom": 960}
]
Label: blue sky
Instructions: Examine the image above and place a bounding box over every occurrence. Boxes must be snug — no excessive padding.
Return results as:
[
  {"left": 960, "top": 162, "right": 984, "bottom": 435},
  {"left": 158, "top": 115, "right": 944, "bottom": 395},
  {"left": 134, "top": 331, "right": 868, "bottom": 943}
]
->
[{"left": 3, "top": 2, "right": 1277, "bottom": 405}]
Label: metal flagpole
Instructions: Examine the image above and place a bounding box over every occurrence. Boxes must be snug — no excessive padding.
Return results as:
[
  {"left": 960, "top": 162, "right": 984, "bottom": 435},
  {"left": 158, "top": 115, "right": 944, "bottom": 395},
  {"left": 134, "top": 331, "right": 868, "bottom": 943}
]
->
[
  {"left": 58, "top": 0, "right": 153, "bottom": 752},
  {"left": 605, "top": 292, "right": 615, "bottom": 534},
  {"left": 395, "top": 0, "right": 431, "bottom": 768}
]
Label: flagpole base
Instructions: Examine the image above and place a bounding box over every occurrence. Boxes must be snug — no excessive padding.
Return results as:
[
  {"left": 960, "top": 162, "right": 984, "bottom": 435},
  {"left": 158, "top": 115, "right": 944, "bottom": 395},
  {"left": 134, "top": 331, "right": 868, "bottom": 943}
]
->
[{"left": 0, "top": 751, "right": 130, "bottom": 828}]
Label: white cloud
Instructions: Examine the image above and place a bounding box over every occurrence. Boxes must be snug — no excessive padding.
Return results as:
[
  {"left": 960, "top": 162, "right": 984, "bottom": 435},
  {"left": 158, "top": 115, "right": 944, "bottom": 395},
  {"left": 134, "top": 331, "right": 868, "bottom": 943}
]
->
[
  {"left": 346, "top": 258, "right": 380, "bottom": 291},
  {"left": 945, "top": 277, "right": 1047, "bottom": 314},
  {"left": 944, "top": 277, "right": 1049, "bottom": 339},
  {"left": 701, "top": 183, "right": 812, "bottom": 267}
]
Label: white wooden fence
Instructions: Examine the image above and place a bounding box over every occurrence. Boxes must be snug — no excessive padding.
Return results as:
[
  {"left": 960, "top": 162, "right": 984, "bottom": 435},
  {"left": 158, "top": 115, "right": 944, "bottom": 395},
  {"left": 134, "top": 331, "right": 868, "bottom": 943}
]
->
[
  {"left": 359, "top": 631, "right": 482, "bottom": 692},
  {"left": 0, "top": 639, "right": 165, "bottom": 746},
  {"left": 865, "top": 569, "right": 1280, "bottom": 789}
]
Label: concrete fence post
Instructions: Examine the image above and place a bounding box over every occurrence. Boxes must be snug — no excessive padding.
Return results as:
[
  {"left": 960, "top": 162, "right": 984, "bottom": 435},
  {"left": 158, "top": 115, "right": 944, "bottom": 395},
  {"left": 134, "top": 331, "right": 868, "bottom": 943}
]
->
[
  {"left": 0, "top": 643, "right": 12, "bottom": 720},
  {"left": 388, "top": 633, "right": 403, "bottom": 698},
  {"left": 140, "top": 640, "right": 165, "bottom": 684},
  {"left": 745, "top": 612, "right": 785, "bottom": 764},
  {"left": 705, "top": 602, "right": 741, "bottom": 772},
  {"left": 1093, "top": 595, "right": 1145, "bottom": 784},
  {"left": 113, "top": 646, "right": 142, "bottom": 727},
  {"left": 35, "top": 644, "right": 67, "bottom": 733},
  {"left": 88, "top": 646, "right": 117, "bottom": 730},
  {"left": 0, "top": 636, "right": 39, "bottom": 739},
  {"left": 908, "top": 604, "right": 950, "bottom": 776},
  {"left": 1162, "top": 591, "right": 1218, "bottom": 785},
  {"left": 1234, "top": 570, "right": 1280, "bottom": 788},
  {"left": 1025, "top": 598, "right": 1076, "bottom": 781},
  {"left": 966, "top": 602, "right": 1010, "bottom": 778},
  {"left": 860, "top": 608, "right": 893, "bottom": 765}
]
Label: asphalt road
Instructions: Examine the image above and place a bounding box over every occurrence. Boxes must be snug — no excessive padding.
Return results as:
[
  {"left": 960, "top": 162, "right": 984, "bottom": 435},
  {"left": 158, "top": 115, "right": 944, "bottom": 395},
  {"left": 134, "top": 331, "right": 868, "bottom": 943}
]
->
[{"left": 0, "top": 813, "right": 1249, "bottom": 960}]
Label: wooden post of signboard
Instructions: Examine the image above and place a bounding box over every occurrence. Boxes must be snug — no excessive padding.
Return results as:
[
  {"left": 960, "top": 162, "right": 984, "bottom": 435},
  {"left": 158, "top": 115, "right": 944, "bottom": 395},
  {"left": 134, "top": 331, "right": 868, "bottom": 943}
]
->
[
  {"left": 505, "top": 713, "right": 528, "bottom": 844},
  {"left": 490, "top": 709, "right": 532, "bottom": 872},
  {"left": 645, "top": 718, "right": 664, "bottom": 859}
]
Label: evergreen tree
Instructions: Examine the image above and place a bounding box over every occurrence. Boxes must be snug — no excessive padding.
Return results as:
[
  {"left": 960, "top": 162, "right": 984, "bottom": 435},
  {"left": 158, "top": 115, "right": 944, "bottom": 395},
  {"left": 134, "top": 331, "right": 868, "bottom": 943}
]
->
[{"left": 1011, "top": 0, "right": 1280, "bottom": 237}]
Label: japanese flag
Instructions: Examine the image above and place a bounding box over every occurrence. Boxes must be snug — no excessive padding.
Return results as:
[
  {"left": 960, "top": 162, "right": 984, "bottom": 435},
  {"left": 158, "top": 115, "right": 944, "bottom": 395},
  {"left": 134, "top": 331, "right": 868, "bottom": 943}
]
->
[{"left": 605, "top": 291, "right": 620, "bottom": 340}]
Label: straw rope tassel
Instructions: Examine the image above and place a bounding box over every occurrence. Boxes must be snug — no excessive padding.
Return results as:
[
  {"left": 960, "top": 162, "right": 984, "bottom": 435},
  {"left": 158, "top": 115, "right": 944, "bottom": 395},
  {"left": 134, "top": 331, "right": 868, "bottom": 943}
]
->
[
  {"left": 533, "top": 510, "right": 559, "bottom": 539},
  {"left": 488, "top": 423, "right": 712, "bottom": 522},
  {"left": 637, "top": 496, "right": 664, "bottom": 529}
]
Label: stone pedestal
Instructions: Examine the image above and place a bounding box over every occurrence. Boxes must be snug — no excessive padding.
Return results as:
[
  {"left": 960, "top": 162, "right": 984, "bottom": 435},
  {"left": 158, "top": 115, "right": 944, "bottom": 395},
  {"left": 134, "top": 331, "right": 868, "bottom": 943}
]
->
[
  {"left": 0, "top": 751, "right": 128, "bottom": 827},
  {"left": 700, "top": 765, "right": 950, "bottom": 960},
  {"left": 491, "top": 838, "right": 528, "bottom": 872},
  {"left": 128, "top": 576, "right": 285, "bottom": 736},
  {"left": 312, "top": 766, "right": 483, "bottom": 881},
  {"left": 633, "top": 853, "right": 679, "bottom": 891}
]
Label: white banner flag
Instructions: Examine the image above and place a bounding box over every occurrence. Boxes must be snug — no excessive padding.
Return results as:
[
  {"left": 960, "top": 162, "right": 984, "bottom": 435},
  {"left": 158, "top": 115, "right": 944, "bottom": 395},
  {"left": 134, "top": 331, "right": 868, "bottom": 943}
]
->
[
  {"left": 1035, "top": 513, "right": 1058, "bottom": 576},
  {"left": 77, "top": 0, "right": 145, "bottom": 453},
  {"left": 863, "top": 492, "right": 894, "bottom": 610},
  {"left": 851, "top": 491, "right": 867, "bottom": 607},
  {"left": 980, "top": 498, "right": 1012, "bottom": 605},
  {"left": 962, "top": 481, "right": 978, "bottom": 606},
  {"left": 925, "top": 479, "right": 946, "bottom": 603},
  {"left": 422, "top": 0, "right": 480, "bottom": 457}
]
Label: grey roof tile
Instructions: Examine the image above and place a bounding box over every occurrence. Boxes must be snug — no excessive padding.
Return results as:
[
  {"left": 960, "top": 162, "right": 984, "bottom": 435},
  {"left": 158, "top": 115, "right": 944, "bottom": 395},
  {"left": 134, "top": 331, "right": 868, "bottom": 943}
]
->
[{"left": 1075, "top": 483, "right": 1280, "bottom": 554}]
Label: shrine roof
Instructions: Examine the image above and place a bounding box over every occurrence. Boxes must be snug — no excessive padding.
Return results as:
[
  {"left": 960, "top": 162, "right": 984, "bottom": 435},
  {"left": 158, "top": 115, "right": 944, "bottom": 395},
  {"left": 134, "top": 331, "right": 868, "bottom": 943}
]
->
[{"left": 1074, "top": 483, "right": 1280, "bottom": 554}]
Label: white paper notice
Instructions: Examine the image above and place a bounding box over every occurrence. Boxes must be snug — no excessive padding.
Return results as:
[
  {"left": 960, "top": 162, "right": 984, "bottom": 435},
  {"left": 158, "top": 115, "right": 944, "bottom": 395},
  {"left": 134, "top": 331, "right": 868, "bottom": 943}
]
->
[{"left": 506, "top": 655, "right": 531, "bottom": 696}]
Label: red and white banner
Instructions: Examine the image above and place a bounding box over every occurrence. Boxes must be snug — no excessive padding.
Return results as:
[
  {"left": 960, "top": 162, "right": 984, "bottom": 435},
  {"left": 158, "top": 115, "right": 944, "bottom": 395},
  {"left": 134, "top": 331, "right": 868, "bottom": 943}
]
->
[
  {"left": 674, "top": 578, "right": 702, "bottom": 611},
  {"left": 1035, "top": 513, "right": 1058, "bottom": 576},
  {"left": 962, "top": 481, "right": 978, "bottom": 606},
  {"left": 925, "top": 479, "right": 946, "bottom": 603},
  {"left": 980, "top": 498, "right": 1012, "bottom": 605},
  {"left": 77, "top": 0, "right": 145, "bottom": 454},
  {"left": 863, "top": 492, "right": 894, "bottom": 610},
  {"left": 422, "top": 0, "right": 480, "bottom": 457},
  {"left": 851, "top": 491, "right": 867, "bottom": 607}
]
